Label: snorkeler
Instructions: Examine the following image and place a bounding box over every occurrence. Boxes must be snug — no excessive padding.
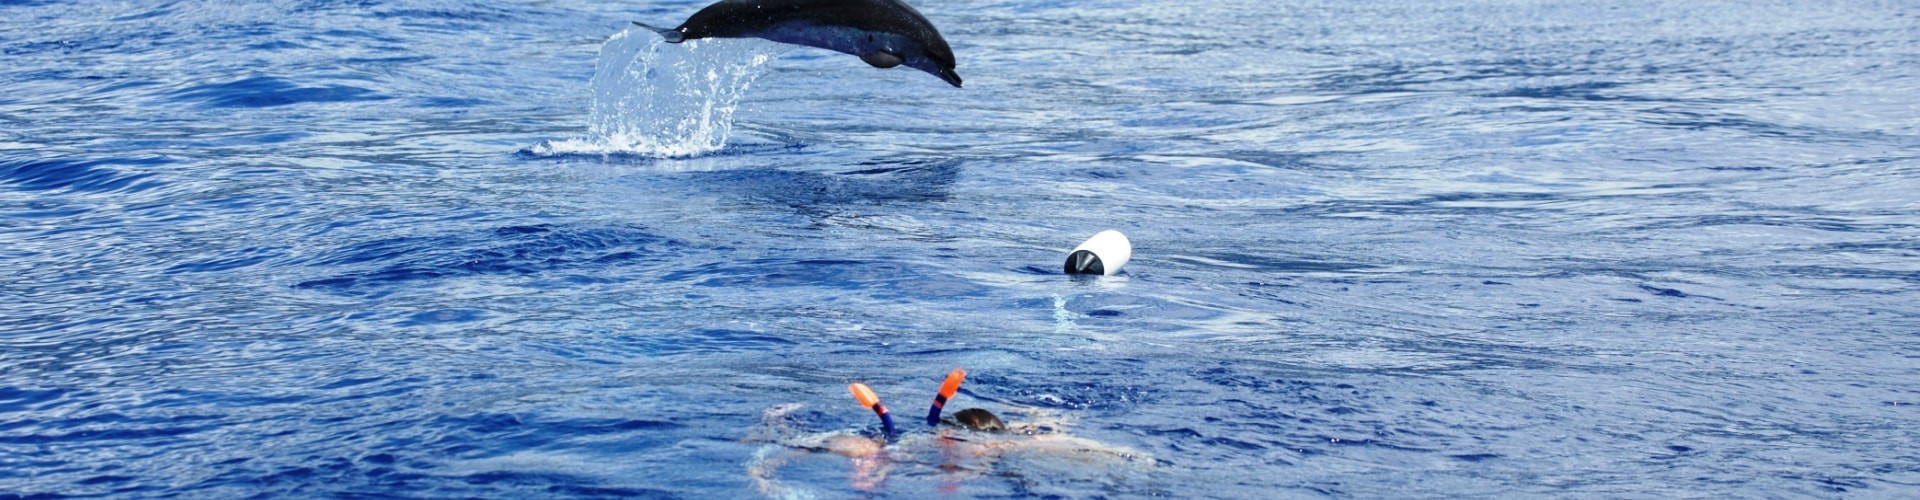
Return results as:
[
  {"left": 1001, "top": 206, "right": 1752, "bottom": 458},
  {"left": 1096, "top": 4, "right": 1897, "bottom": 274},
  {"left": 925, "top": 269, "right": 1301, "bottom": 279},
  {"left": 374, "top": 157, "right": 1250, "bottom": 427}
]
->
[{"left": 744, "top": 369, "right": 1151, "bottom": 497}]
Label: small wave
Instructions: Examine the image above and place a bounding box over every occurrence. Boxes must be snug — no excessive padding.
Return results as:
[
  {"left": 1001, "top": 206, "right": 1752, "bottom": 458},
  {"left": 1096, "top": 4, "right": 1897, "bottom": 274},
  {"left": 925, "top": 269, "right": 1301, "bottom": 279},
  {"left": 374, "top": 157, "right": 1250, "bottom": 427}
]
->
[
  {"left": 0, "top": 155, "right": 168, "bottom": 193},
  {"left": 293, "top": 224, "right": 680, "bottom": 295},
  {"left": 167, "top": 75, "right": 386, "bottom": 109}
]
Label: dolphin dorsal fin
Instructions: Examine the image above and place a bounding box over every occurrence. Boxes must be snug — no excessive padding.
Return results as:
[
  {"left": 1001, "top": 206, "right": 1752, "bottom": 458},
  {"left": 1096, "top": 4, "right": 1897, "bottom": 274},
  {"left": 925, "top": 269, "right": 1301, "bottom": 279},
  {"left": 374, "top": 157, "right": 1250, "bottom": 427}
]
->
[{"left": 631, "top": 21, "right": 686, "bottom": 43}]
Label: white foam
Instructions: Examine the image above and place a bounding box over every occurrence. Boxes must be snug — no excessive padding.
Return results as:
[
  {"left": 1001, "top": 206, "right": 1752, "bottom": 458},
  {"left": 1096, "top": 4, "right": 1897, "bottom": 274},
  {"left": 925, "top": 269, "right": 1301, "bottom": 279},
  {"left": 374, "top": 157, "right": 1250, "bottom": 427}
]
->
[{"left": 529, "top": 29, "right": 784, "bottom": 158}]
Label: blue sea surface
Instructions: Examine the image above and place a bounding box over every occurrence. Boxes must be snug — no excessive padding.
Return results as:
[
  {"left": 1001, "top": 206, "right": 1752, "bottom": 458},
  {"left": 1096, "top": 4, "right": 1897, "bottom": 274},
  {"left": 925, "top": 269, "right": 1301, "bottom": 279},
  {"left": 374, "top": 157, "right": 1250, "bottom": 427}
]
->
[{"left": 4, "top": 0, "right": 1920, "bottom": 497}]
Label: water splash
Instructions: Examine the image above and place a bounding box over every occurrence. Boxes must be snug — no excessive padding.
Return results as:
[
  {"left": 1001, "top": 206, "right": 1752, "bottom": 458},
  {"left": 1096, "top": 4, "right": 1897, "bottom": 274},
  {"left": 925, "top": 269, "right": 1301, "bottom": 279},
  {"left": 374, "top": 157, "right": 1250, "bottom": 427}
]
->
[{"left": 530, "top": 29, "right": 782, "bottom": 158}]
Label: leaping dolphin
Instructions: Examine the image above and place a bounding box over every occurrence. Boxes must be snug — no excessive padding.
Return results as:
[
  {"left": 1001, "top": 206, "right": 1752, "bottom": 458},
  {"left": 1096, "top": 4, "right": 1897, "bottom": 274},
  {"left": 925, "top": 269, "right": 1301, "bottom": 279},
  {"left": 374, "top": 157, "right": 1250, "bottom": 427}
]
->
[{"left": 633, "top": 0, "right": 962, "bottom": 88}]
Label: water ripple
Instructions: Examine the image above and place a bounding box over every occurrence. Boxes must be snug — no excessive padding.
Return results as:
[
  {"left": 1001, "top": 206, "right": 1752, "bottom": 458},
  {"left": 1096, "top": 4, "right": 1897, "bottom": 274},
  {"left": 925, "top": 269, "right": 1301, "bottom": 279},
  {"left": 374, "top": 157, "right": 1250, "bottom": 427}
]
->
[{"left": 3, "top": 0, "right": 1918, "bottom": 497}]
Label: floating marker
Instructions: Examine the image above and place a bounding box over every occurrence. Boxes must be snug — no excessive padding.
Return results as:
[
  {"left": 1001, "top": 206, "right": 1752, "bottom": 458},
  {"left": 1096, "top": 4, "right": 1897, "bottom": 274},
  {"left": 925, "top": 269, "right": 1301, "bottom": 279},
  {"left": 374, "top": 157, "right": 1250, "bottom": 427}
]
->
[
  {"left": 926, "top": 368, "right": 967, "bottom": 426},
  {"left": 1065, "top": 230, "right": 1131, "bottom": 276},
  {"left": 848, "top": 383, "right": 896, "bottom": 437}
]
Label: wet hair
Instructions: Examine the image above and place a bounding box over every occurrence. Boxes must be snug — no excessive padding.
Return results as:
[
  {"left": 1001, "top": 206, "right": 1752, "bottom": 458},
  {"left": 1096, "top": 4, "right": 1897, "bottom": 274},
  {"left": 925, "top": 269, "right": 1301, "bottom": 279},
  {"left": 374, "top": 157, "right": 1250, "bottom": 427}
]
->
[{"left": 953, "top": 408, "right": 1006, "bottom": 432}]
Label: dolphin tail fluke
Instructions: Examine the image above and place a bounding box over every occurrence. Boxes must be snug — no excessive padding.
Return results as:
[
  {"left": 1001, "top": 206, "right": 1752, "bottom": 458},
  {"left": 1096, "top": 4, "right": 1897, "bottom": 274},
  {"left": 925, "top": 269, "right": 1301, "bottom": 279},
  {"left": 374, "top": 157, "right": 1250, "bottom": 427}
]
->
[{"left": 631, "top": 21, "right": 684, "bottom": 43}]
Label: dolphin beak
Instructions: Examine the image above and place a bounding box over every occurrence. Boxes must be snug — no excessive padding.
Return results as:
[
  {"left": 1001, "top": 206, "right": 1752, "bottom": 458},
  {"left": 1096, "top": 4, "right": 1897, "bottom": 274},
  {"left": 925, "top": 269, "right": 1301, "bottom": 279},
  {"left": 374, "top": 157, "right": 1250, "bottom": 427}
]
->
[{"left": 937, "top": 68, "right": 962, "bottom": 88}]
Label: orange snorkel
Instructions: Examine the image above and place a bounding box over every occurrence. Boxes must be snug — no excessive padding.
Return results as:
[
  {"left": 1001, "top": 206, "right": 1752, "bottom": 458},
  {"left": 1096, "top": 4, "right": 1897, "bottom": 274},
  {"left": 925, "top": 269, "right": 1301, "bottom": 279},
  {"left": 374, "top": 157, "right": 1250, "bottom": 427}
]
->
[
  {"left": 926, "top": 368, "right": 966, "bottom": 426},
  {"left": 848, "top": 383, "right": 896, "bottom": 437}
]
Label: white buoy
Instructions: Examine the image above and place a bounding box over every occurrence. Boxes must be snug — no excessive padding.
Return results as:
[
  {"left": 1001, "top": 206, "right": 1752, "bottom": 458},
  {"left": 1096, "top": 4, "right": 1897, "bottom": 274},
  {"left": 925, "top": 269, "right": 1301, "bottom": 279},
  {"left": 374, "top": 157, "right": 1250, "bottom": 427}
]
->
[{"left": 1065, "top": 230, "right": 1131, "bottom": 276}]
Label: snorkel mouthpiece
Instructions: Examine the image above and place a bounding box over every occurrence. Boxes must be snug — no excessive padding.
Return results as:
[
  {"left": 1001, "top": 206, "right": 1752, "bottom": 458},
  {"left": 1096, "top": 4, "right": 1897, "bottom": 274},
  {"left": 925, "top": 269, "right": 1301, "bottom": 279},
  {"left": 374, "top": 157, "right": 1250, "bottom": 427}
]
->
[
  {"left": 849, "top": 383, "right": 896, "bottom": 437},
  {"left": 927, "top": 368, "right": 967, "bottom": 426}
]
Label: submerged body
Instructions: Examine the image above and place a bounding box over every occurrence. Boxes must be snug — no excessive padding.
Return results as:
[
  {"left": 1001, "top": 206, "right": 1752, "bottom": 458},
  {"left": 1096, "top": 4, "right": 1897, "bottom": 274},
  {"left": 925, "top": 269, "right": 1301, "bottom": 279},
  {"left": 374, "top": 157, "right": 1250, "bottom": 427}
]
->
[
  {"left": 635, "top": 0, "right": 962, "bottom": 87},
  {"left": 745, "top": 403, "right": 1151, "bottom": 496}
]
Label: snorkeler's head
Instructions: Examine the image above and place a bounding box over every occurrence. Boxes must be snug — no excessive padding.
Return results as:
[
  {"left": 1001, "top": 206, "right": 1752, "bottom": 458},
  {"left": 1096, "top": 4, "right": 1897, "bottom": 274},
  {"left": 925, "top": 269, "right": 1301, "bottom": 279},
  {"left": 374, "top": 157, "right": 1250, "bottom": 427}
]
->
[{"left": 953, "top": 408, "right": 1006, "bottom": 432}]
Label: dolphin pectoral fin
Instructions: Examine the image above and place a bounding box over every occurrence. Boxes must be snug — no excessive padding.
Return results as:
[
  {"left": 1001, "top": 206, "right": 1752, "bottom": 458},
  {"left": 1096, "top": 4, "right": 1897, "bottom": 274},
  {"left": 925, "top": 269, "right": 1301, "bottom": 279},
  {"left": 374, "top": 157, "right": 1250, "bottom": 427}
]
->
[
  {"left": 860, "top": 50, "right": 904, "bottom": 69},
  {"left": 631, "top": 21, "right": 685, "bottom": 43}
]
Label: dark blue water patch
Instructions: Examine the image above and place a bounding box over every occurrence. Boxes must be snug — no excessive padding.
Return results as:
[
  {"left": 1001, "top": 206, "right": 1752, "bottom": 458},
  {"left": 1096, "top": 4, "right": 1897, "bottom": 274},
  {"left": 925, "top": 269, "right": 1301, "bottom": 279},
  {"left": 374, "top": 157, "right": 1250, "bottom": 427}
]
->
[
  {"left": 1304, "top": 59, "right": 1536, "bottom": 94},
  {"left": 1637, "top": 284, "right": 1724, "bottom": 301},
  {"left": 658, "top": 257, "right": 990, "bottom": 298},
  {"left": 543, "top": 416, "right": 684, "bottom": 436},
  {"left": 339, "top": 55, "right": 433, "bottom": 66},
  {"left": 1221, "top": 150, "right": 1325, "bottom": 170},
  {"left": 316, "top": 377, "right": 384, "bottom": 391},
  {"left": 1144, "top": 426, "right": 1205, "bottom": 440},
  {"left": 163, "top": 246, "right": 283, "bottom": 274},
  {"left": 0, "top": 386, "right": 74, "bottom": 413},
  {"left": 286, "top": 0, "right": 384, "bottom": 15},
  {"left": 106, "top": 3, "right": 183, "bottom": 22},
  {"left": 0, "top": 419, "right": 212, "bottom": 445},
  {"left": 678, "top": 163, "right": 958, "bottom": 207},
  {"left": 838, "top": 157, "right": 960, "bottom": 176},
  {"left": 377, "top": 2, "right": 530, "bottom": 21},
  {"left": 2, "top": 39, "right": 80, "bottom": 56},
  {"left": 418, "top": 412, "right": 692, "bottom": 464},
  {"left": 607, "top": 328, "right": 800, "bottom": 357},
  {"left": 209, "top": 131, "right": 310, "bottom": 147},
  {"left": 1640, "top": 284, "right": 1692, "bottom": 298},
  {"left": 306, "top": 27, "right": 408, "bottom": 45},
  {"left": 76, "top": 474, "right": 138, "bottom": 486},
  {"left": 1189, "top": 366, "right": 1373, "bottom": 413},
  {"left": 1394, "top": 190, "right": 1568, "bottom": 213},
  {"left": 1486, "top": 81, "right": 1725, "bottom": 105},
  {"left": 1204, "top": 435, "right": 1270, "bottom": 451},
  {"left": 167, "top": 76, "right": 387, "bottom": 109},
  {"left": 538, "top": 484, "right": 681, "bottom": 497},
  {"left": 663, "top": 258, "right": 903, "bottom": 289},
  {"left": 1063, "top": 293, "right": 1232, "bottom": 325},
  {"left": 1488, "top": 81, "right": 1624, "bottom": 100},
  {"left": 1448, "top": 453, "right": 1502, "bottom": 462},
  {"left": 1165, "top": 253, "right": 1374, "bottom": 274},
  {"left": 397, "top": 309, "right": 493, "bottom": 327},
  {"left": 455, "top": 470, "right": 672, "bottom": 496},
  {"left": 1631, "top": 213, "right": 1894, "bottom": 234},
  {"left": 84, "top": 78, "right": 161, "bottom": 97},
  {"left": 1015, "top": 264, "right": 1056, "bottom": 275},
  {"left": 0, "top": 155, "right": 168, "bottom": 194},
  {"left": 294, "top": 224, "right": 681, "bottom": 295},
  {"left": 1636, "top": 109, "right": 1808, "bottom": 139},
  {"left": 244, "top": 40, "right": 307, "bottom": 51},
  {"left": 419, "top": 96, "right": 494, "bottom": 108},
  {"left": 1779, "top": 474, "right": 1870, "bottom": 493},
  {"left": 0, "top": 35, "right": 131, "bottom": 57},
  {"left": 370, "top": 6, "right": 522, "bottom": 25}
]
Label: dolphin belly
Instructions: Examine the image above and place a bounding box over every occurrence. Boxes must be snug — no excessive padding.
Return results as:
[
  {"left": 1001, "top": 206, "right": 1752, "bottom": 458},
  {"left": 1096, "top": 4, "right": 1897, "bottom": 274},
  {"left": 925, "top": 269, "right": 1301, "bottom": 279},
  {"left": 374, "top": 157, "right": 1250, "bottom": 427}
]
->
[{"left": 756, "top": 22, "right": 913, "bottom": 65}]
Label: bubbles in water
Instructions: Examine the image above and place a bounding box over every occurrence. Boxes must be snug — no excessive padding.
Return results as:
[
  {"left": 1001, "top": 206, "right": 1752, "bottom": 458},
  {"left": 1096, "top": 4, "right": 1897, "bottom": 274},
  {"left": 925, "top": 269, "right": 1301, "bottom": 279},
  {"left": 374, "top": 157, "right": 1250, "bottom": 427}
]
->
[{"left": 530, "top": 29, "right": 782, "bottom": 158}]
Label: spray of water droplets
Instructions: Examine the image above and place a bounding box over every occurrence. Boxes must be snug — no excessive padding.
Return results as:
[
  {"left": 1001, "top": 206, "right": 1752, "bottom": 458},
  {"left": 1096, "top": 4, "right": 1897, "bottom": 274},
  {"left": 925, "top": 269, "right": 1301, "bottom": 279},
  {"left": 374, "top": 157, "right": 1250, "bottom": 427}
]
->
[{"left": 530, "top": 28, "right": 782, "bottom": 158}]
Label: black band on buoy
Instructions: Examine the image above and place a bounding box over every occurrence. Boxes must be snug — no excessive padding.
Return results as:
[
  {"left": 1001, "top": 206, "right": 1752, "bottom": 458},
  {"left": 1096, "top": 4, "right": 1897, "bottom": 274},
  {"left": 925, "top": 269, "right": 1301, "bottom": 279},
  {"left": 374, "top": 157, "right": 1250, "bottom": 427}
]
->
[{"left": 1065, "top": 250, "right": 1104, "bottom": 275}]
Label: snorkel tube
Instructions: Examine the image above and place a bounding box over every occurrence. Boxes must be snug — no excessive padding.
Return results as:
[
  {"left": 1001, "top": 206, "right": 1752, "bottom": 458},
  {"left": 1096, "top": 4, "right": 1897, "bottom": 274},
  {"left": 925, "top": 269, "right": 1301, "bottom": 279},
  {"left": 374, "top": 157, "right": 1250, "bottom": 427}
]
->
[
  {"left": 848, "top": 383, "right": 896, "bottom": 438},
  {"left": 926, "top": 368, "right": 966, "bottom": 426}
]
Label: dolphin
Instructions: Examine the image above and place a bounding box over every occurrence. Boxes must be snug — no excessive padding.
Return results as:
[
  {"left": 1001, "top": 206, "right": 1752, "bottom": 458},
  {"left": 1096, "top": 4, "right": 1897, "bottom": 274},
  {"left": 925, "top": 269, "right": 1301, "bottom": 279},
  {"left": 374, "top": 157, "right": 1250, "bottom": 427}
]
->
[{"left": 633, "top": 0, "right": 962, "bottom": 88}]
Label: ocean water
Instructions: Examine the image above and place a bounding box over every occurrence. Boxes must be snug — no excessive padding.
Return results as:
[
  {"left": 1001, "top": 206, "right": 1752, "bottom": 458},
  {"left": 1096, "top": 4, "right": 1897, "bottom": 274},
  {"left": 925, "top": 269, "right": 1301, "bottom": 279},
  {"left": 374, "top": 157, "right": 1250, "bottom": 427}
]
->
[{"left": 4, "top": 0, "right": 1919, "bottom": 497}]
